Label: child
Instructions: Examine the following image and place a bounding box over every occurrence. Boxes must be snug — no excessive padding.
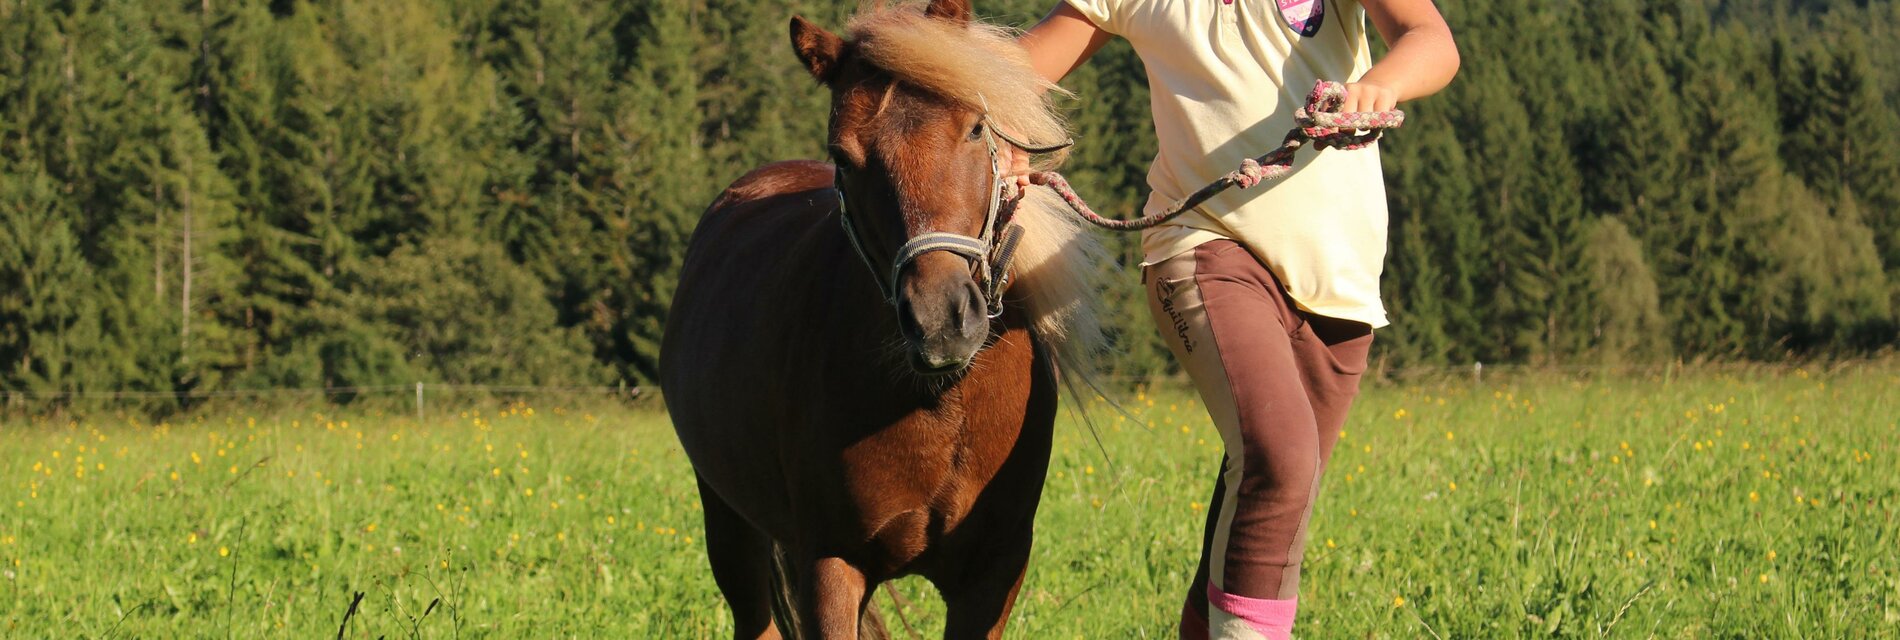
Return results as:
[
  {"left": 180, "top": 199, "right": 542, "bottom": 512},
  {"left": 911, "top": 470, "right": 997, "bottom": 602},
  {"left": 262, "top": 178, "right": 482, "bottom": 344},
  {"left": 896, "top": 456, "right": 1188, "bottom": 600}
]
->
[{"left": 1010, "top": 1, "right": 1458, "bottom": 638}]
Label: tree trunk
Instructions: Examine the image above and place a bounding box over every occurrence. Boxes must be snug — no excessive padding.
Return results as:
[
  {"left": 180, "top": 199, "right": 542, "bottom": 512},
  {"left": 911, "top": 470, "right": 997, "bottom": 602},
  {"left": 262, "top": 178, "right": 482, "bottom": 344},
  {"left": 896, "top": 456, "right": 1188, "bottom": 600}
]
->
[
  {"left": 156, "top": 180, "right": 166, "bottom": 301},
  {"left": 182, "top": 156, "right": 194, "bottom": 362}
]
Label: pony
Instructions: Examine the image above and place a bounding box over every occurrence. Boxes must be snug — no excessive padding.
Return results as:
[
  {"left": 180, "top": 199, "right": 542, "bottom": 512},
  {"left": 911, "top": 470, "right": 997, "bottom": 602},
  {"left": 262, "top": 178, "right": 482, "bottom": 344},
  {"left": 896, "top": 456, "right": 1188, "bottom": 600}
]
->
[{"left": 659, "top": 1, "right": 1102, "bottom": 637}]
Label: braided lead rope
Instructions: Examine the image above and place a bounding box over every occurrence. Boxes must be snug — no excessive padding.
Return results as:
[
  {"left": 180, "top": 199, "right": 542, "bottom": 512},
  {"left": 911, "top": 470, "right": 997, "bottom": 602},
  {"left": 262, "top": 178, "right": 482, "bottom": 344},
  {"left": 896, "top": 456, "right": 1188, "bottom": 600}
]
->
[{"left": 1026, "top": 80, "right": 1403, "bottom": 232}]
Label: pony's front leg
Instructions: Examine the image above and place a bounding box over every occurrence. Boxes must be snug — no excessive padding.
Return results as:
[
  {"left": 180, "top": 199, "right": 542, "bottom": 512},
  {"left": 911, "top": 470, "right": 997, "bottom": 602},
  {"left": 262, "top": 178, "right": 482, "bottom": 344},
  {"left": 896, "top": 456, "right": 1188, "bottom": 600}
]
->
[
  {"left": 935, "top": 530, "right": 1034, "bottom": 640},
  {"left": 794, "top": 556, "right": 872, "bottom": 639},
  {"left": 696, "top": 476, "right": 781, "bottom": 640}
]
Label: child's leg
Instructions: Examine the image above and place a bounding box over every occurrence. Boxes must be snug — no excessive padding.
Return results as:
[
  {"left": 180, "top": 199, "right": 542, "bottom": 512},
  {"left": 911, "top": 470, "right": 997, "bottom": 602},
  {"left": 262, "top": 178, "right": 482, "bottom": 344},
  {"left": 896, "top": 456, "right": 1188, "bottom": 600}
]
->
[
  {"left": 1177, "top": 471, "right": 1225, "bottom": 639},
  {"left": 1146, "top": 240, "right": 1371, "bottom": 639},
  {"left": 1148, "top": 240, "right": 1321, "bottom": 601}
]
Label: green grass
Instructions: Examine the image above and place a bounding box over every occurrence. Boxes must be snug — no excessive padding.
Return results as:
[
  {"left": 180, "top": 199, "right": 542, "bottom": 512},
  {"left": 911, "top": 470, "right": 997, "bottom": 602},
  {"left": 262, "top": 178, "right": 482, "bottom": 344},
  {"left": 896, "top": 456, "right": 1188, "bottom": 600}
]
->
[{"left": 2, "top": 364, "right": 1896, "bottom": 637}]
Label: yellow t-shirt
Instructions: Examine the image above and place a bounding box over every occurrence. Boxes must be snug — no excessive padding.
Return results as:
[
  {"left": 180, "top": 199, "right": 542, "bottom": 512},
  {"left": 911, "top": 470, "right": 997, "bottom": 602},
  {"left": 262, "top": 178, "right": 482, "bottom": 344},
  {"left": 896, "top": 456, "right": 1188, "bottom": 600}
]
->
[{"left": 1065, "top": 0, "right": 1389, "bottom": 327}]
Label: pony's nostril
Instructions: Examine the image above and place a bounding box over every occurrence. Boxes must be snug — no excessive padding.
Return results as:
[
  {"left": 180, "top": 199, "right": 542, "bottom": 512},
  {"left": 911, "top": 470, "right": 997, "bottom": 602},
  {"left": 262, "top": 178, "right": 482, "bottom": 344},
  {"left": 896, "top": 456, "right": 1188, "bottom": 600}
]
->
[
  {"left": 897, "top": 297, "right": 925, "bottom": 340},
  {"left": 945, "top": 285, "right": 966, "bottom": 327},
  {"left": 958, "top": 281, "right": 986, "bottom": 335}
]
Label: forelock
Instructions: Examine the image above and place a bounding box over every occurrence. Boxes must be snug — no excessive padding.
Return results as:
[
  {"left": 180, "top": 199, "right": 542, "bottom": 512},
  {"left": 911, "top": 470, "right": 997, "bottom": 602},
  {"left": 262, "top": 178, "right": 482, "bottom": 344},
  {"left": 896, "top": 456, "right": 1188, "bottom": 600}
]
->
[{"left": 844, "top": 2, "right": 1072, "bottom": 167}]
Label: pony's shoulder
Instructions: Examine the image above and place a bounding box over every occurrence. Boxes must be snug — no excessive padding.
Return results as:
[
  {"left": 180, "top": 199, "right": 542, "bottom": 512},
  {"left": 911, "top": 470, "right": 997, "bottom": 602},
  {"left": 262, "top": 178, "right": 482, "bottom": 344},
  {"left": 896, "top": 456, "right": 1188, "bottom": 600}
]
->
[
  {"left": 711, "top": 160, "right": 836, "bottom": 212},
  {"left": 688, "top": 160, "right": 843, "bottom": 264}
]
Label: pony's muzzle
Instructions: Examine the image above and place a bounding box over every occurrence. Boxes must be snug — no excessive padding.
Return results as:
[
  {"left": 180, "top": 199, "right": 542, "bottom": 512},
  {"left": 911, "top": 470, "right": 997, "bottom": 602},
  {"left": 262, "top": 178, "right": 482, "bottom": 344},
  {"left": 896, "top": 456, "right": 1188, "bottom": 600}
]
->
[{"left": 896, "top": 253, "right": 988, "bottom": 374}]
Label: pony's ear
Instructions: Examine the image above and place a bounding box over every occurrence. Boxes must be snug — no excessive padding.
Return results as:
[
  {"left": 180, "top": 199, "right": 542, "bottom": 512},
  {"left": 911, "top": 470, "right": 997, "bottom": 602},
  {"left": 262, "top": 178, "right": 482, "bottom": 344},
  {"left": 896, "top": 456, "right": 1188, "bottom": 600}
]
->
[
  {"left": 925, "top": 0, "right": 974, "bottom": 23},
  {"left": 789, "top": 16, "right": 845, "bottom": 84}
]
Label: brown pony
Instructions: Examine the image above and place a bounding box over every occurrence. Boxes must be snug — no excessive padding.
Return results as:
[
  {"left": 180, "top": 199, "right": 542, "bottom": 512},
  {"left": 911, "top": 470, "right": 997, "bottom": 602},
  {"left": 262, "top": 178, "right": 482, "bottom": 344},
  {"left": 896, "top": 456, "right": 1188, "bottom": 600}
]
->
[{"left": 660, "top": 1, "right": 1102, "bottom": 638}]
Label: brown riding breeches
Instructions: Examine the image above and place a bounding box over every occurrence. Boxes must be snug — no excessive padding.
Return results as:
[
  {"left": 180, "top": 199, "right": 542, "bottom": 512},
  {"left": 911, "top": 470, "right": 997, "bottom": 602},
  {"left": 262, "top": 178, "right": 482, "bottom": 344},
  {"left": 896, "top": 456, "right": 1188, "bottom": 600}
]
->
[{"left": 1145, "top": 239, "right": 1373, "bottom": 604}]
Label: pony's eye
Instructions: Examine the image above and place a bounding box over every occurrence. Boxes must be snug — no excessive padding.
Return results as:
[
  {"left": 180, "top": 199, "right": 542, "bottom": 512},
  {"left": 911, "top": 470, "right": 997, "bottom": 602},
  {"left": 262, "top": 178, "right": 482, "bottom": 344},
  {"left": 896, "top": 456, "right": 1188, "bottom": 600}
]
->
[{"left": 968, "top": 122, "right": 986, "bottom": 141}]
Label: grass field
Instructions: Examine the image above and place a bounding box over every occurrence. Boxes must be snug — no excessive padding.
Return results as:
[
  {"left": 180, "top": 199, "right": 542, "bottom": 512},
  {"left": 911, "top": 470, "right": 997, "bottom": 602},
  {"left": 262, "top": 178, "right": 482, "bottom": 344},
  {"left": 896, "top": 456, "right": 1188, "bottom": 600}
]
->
[{"left": 1, "top": 363, "right": 1896, "bottom": 638}]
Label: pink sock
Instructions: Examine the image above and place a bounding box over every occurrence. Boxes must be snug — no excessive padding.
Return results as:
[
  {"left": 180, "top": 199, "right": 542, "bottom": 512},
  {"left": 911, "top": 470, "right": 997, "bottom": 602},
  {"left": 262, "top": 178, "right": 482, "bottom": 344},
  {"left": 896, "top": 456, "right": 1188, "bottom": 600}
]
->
[{"left": 1206, "top": 583, "right": 1298, "bottom": 640}]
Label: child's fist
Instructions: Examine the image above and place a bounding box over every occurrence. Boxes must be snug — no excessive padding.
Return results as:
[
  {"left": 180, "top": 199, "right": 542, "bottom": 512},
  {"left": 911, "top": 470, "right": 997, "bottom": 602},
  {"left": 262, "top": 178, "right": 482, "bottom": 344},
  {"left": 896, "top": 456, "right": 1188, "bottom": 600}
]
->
[
  {"left": 999, "top": 142, "right": 1034, "bottom": 189},
  {"left": 1340, "top": 82, "right": 1399, "bottom": 114}
]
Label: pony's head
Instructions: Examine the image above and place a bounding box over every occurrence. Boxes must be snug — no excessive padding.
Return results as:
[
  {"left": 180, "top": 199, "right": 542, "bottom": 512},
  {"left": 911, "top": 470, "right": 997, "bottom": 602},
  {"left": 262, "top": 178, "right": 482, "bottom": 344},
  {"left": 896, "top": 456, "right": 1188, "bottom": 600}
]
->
[{"left": 791, "top": 0, "right": 1092, "bottom": 375}]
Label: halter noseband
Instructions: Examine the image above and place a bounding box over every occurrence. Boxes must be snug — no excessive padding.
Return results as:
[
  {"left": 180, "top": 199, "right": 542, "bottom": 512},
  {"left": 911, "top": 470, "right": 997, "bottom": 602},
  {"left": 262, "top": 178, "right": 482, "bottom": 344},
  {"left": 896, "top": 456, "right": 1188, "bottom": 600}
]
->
[{"left": 834, "top": 99, "right": 1073, "bottom": 318}]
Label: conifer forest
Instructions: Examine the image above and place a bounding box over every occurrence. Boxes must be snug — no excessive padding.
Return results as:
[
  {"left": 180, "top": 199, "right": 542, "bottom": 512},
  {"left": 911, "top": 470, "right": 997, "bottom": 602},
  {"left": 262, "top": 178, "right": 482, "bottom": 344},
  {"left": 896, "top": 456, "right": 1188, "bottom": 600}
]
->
[{"left": 2, "top": 0, "right": 1896, "bottom": 401}]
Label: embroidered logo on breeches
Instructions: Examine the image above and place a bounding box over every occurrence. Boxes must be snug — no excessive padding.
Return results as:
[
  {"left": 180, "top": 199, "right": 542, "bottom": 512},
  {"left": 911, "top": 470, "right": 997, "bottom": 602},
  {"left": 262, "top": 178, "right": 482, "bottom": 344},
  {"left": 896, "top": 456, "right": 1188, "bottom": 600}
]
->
[{"left": 1156, "top": 278, "right": 1197, "bottom": 354}]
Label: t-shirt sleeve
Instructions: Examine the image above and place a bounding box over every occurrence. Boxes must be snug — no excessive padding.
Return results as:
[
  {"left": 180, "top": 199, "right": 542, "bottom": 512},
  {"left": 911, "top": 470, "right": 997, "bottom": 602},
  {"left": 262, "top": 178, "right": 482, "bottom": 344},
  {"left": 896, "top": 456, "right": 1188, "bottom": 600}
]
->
[{"left": 1062, "top": 0, "right": 1125, "bottom": 35}]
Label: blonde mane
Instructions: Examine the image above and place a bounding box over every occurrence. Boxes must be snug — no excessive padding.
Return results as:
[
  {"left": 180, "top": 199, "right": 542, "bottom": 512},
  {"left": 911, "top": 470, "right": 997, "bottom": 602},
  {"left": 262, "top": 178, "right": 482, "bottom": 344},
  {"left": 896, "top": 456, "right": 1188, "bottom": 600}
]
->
[
  {"left": 1007, "top": 187, "right": 1107, "bottom": 372},
  {"left": 846, "top": 4, "right": 1071, "bottom": 168},
  {"left": 846, "top": 3, "right": 1105, "bottom": 370}
]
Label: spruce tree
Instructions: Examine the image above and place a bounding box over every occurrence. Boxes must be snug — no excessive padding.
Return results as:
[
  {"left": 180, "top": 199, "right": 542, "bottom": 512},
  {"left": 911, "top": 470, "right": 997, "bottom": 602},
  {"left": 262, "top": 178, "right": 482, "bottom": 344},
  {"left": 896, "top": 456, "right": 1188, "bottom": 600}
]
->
[
  {"left": 0, "top": 160, "right": 111, "bottom": 395},
  {"left": 613, "top": 0, "right": 705, "bottom": 382},
  {"left": 1381, "top": 109, "right": 1480, "bottom": 365}
]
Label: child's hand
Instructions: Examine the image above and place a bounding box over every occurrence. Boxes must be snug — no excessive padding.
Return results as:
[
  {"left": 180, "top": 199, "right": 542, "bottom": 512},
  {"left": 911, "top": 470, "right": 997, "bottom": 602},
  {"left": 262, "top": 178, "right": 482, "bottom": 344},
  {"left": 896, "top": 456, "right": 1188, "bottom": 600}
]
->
[
  {"left": 1339, "top": 81, "right": 1400, "bottom": 114},
  {"left": 1000, "top": 143, "right": 1034, "bottom": 190}
]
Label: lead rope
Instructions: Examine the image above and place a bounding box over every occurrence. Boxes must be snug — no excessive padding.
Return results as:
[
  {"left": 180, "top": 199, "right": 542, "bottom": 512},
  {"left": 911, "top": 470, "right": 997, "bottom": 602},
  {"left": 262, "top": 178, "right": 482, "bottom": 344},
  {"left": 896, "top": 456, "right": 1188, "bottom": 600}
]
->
[{"left": 1025, "top": 80, "right": 1403, "bottom": 232}]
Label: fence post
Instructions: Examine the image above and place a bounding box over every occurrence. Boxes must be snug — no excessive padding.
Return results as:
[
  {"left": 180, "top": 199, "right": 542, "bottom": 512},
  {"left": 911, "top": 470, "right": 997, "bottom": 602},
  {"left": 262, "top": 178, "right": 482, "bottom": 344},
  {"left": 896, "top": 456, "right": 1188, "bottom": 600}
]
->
[{"left": 415, "top": 382, "right": 424, "bottom": 424}]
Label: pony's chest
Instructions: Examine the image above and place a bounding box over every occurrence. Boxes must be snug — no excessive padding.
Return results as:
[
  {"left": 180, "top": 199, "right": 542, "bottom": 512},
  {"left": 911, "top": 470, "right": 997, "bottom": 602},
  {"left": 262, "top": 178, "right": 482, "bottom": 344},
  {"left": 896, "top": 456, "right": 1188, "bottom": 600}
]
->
[
  {"left": 832, "top": 399, "right": 1043, "bottom": 564},
  {"left": 835, "top": 409, "right": 1002, "bottom": 521}
]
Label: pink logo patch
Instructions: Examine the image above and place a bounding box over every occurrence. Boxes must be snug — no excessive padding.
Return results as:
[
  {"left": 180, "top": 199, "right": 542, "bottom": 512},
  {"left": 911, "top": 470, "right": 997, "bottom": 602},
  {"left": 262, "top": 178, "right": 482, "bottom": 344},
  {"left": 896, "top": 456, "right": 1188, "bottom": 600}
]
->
[{"left": 1276, "top": 0, "right": 1325, "bottom": 37}]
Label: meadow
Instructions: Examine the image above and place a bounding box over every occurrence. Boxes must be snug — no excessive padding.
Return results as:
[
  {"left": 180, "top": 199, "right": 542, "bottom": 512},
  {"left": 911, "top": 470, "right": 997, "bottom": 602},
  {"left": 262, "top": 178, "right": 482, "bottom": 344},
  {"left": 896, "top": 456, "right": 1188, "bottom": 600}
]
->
[{"left": 0, "top": 363, "right": 1894, "bottom": 638}]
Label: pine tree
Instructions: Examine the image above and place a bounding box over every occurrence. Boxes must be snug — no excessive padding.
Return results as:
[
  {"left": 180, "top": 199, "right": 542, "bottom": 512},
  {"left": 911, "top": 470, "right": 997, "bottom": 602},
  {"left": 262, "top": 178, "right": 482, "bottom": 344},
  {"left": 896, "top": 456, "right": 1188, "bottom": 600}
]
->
[
  {"left": 235, "top": 3, "right": 390, "bottom": 388},
  {"left": 330, "top": 0, "right": 496, "bottom": 242},
  {"left": 50, "top": 1, "right": 245, "bottom": 395},
  {"left": 1819, "top": 30, "right": 1900, "bottom": 283},
  {"left": 192, "top": 0, "right": 294, "bottom": 378},
  {"left": 611, "top": 0, "right": 706, "bottom": 382},
  {"left": 480, "top": 0, "right": 618, "bottom": 231},
  {"left": 0, "top": 160, "right": 111, "bottom": 395},
  {"left": 475, "top": 0, "right": 632, "bottom": 379},
  {"left": 700, "top": 0, "right": 829, "bottom": 173},
  {"left": 1676, "top": 41, "right": 1779, "bottom": 356},
  {"left": 1381, "top": 108, "right": 1480, "bottom": 365},
  {"left": 1440, "top": 64, "right": 1535, "bottom": 362}
]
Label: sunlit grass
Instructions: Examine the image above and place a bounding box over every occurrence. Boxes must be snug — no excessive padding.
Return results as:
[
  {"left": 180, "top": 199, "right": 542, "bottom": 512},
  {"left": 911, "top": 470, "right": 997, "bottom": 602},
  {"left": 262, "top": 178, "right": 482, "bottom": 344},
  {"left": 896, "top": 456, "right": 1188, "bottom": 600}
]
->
[
  {"left": 0, "top": 402, "right": 723, "bottom": 637},
  {"left": 1, "top": 364, "right": 1895, "bottom": 637}
]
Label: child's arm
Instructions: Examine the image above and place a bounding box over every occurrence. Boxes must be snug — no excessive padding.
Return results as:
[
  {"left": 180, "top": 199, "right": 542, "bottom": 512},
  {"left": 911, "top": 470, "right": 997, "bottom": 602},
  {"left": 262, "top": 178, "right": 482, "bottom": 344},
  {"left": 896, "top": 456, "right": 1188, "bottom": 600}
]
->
[
  {"left": 1344, "top": 0, "right": 1460, "bottom": 113},
  {"left": 1019, "top": 3, "right": 1115, "bottom": 84},
  {"left": 1001, "top": 3, "right": 1113, "bottom": 186}
]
